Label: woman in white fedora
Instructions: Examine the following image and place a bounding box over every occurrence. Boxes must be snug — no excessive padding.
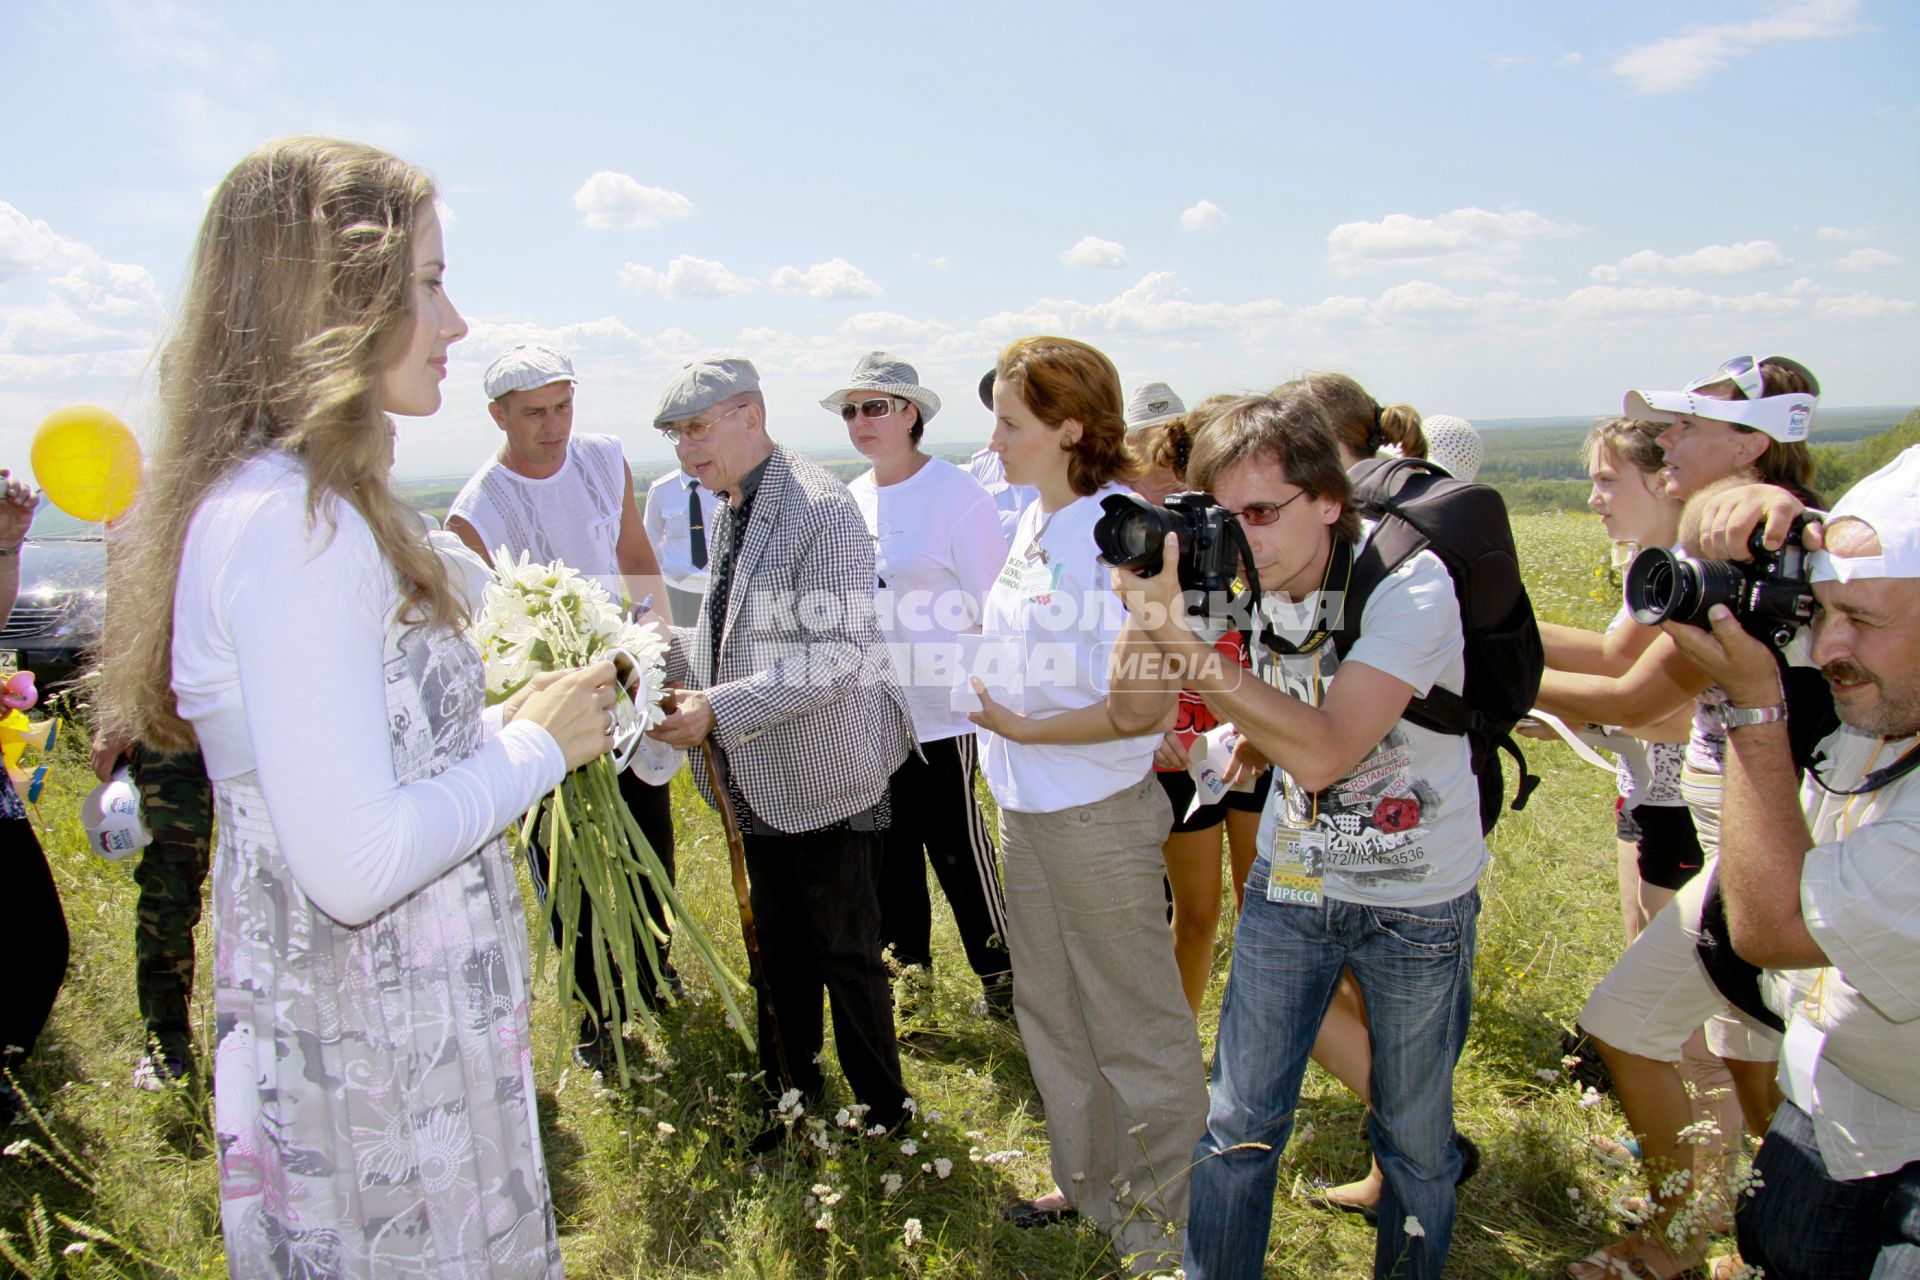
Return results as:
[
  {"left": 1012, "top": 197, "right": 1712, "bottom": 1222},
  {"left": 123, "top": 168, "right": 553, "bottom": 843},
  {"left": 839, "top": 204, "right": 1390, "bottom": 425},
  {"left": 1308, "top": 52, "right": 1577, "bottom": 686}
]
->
[{"left": 826, "top": 353, "right": 1017, "bottom": 1025}]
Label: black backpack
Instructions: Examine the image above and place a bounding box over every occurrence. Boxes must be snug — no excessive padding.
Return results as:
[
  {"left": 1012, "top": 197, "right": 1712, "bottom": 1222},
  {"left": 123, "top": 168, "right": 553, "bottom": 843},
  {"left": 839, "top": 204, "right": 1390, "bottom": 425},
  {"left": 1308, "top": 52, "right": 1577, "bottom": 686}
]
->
[{"left": 1330, "top": 456, "right": 1545, "bottom": 835}]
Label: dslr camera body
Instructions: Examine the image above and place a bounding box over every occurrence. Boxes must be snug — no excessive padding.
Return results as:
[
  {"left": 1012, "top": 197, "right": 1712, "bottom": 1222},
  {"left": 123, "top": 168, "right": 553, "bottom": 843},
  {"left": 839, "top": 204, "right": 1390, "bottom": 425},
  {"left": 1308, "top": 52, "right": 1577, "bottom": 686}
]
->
[
  {"left": 1093, "top": 491, "right": 1249, "bottom": 608},
  {"left": 1624, "top": 516, "right": 1814, "bottom": 650}
]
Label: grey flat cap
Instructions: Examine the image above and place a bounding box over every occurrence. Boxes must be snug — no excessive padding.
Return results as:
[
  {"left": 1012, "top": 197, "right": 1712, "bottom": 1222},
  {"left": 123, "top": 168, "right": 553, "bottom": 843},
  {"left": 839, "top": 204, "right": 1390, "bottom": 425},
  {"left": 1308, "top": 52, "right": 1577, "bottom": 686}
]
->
[
  {"left": 820, "top": 352, "right": 941, "bottom": 425},
  {"left": 654, "top": 357, "right": 761, "bottom": 428},
  {"left": 1125, "top": 381, "right": 1186, "bottom": 430},
  {"left": 484, "top": 343, "right": 576, "bottom": 400}
]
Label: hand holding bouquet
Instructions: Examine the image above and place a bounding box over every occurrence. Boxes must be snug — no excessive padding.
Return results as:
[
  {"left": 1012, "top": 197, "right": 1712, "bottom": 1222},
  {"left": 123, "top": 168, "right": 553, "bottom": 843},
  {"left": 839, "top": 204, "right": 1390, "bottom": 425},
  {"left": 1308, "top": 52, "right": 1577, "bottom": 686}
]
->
[{"left": 475, "top": 551, "right": 750, "bottom": 1080}]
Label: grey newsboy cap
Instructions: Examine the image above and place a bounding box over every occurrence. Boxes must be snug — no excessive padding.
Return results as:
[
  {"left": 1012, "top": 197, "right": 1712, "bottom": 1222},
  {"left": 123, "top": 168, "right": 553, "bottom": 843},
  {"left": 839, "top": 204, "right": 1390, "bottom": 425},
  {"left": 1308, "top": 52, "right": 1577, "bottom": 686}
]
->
[
  {"left": 654, "top": 357, "right": 761, "bottom": 428},
  {"left": 483, "top": 343, "right": 576, "bottom": 400},
  {"left": 820, "top": 352, "right": 941, "bottom": 425},
  {"left": 1124, "top": 381, "right": 1186, "bottom": 430}
]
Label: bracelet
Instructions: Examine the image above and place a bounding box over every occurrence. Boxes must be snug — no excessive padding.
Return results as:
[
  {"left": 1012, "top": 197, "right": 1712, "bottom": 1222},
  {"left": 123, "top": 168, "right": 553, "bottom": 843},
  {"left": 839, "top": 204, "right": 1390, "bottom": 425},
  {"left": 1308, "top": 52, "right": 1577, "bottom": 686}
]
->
[{"left": 1718, "top": 702, "right": 1788, "bottom": 731}]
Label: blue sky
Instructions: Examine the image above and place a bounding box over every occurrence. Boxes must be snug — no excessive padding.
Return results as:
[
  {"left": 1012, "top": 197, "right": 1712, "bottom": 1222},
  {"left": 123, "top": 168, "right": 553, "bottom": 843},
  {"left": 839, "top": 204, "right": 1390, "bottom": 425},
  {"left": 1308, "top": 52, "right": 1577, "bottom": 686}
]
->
[{"left": 2, "top": 0, "right": 1916, "bottom": 479}]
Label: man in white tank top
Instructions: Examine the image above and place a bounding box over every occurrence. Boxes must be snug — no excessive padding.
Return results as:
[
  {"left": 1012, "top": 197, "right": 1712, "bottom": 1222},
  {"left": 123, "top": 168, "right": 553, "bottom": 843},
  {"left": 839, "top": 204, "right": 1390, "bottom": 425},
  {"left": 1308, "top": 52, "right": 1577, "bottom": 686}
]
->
[{"left": 447, "top": 343, "right": 680, "bottom": 1066}]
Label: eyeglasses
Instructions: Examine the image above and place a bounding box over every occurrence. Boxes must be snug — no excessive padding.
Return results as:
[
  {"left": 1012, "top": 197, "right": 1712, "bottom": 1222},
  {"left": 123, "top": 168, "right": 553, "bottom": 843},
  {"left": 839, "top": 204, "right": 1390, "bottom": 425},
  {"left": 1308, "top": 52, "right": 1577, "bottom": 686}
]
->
[
  {"left": 1687, "top": 355, "right": 1822, "bottom": 402},
  {"left": 1225, "top": 489, "right": 1309, "bottom": 527},
  {"left": 658, "top": 401, "right": 748, "bottom": 445},
  {"left": 839, "top": 397, "right": 905, "bottom": 423}
]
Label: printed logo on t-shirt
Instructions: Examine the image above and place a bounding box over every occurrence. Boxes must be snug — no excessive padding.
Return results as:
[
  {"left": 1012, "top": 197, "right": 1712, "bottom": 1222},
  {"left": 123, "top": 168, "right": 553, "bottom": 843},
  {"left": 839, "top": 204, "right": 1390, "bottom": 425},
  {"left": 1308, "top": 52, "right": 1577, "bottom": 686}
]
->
[{"left": 1261, "top": 645, "right": 1444, "bottom": 889}]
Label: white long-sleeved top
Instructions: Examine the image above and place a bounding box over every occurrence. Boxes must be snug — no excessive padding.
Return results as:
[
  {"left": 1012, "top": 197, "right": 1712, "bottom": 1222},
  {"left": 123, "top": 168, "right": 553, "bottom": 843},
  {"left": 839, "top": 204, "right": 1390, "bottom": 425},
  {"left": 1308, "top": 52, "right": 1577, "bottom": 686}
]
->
[{"left": 171, "top": 451, "right": 566, "bottom": 926}]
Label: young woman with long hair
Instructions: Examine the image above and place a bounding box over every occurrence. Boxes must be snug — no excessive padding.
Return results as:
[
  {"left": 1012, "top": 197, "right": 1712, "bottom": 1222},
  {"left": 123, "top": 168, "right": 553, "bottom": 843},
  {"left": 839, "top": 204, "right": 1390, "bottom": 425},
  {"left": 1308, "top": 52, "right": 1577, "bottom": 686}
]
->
[{"left": 100, "top": 137, "right": 618, "bottom": 1277}]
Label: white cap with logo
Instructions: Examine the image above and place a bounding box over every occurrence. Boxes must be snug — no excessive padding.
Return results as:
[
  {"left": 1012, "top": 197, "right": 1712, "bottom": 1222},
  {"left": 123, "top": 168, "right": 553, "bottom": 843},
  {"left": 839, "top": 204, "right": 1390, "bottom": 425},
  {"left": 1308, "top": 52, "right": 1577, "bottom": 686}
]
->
[{"left": 1810, "top": 445, "right": 1920, "bottom": 584}]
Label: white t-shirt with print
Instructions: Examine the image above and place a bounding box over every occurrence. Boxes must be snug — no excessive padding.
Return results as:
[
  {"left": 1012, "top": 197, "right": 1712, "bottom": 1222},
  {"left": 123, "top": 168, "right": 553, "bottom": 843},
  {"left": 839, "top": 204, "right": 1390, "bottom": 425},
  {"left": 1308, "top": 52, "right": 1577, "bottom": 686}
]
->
[
  {"left": 849, "top": 458, "right": 1008, "bottom": 744},
  {"left": 1253, "top": 521, "right": 1488, "bottom": 908},
  {"left": 978, "top": 483, "right": 1161, "bottom": 813}
]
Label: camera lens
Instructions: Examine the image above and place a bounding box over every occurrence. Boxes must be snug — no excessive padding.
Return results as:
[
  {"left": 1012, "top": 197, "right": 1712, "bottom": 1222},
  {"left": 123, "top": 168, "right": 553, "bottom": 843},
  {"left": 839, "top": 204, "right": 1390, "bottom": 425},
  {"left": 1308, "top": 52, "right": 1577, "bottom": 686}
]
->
[
  {"left": 1094, "top": 495, "right": 1180, "bottom": 574},
  {"left": 1625, "top": 546, "right": 1692, "bottom": 626}
]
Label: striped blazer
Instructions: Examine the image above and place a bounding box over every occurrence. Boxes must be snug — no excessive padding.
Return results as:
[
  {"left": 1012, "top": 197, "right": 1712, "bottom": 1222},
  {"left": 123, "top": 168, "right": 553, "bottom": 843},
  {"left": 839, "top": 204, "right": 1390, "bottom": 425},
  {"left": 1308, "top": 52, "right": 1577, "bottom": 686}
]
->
[{"left": 666, "top": 444, "right": 914, "bottom": 833}]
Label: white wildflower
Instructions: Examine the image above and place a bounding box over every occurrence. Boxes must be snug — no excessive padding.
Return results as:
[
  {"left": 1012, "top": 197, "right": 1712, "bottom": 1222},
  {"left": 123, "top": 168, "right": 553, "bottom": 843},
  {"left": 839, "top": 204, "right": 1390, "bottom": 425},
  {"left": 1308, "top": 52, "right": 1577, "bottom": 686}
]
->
[
  {"left": 881, "top": 1173, "right": 903, "bottom": 1195},
  {"left": 934, "top": 1156, "right": 953, "bottom": 1179},
  {"left": 814, "top": 1209, "right": 833, "bottom": 1231},
  {"left": 1127, "top": 1122, "right": 1150, "bottom": 1136},
  {"left": 903, "top": 1217, "right": 924, "bottom": 1247},
  {"left": 900, "top": 1139, "right": 918, "bottom": 1156},
  {"left": 1579, "top": 1086, "right": 1603, "bottom": 1109},
  {"left": 1536, "top": 1068, "right": 1561, "bottom": 1081},
  {"left": 1404, "top": 1215, "right": 1426, "bottom": 1238},
  {"left": 656, "top": 1121, "right": 675, "bottom": 1138}
]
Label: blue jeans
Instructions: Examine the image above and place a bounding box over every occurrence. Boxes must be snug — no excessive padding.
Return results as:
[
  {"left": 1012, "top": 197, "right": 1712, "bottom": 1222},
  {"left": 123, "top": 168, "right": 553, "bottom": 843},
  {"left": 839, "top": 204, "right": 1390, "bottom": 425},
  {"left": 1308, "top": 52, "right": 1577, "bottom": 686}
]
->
[
  {"left": 1738, "top": 1100, "right": 1920, "bottom": 1279},
  {"left": 1184, "top": 863, "right": 1479, "bottom": 1280}
]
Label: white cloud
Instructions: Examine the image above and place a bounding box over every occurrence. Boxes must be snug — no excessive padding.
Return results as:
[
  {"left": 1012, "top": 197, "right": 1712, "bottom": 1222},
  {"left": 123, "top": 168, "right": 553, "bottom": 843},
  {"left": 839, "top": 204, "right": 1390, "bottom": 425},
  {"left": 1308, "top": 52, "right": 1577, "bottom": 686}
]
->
[
  {"left": 0, "top": 202, "right": 91, "bottom": 284},
  {"left": 1835, "top": 247, "right": 1903, "bottom": 271},
  {"left": 1563, "top": 284, "right": 1802, "bottom": 318},
  {"left": 768, "top": 258, "right": 882, "bottom": 300},
  {"left": 573, "top": 172, "right": 695, "bottom": 231},
  {"left": 1814, "top": 292, "right": 1916, "bottom": 319},
  {"left": 1816, "top": 226, "right": 1874, "bottom": 242},
  {"left": 914, "top": 253, "right": 950, "bottom": 270},
  {"left": 1489, "top": 54, "right": 1535, "bottom": 71},
  {"left": 1060, "top": 236, "right": 1130, "bottom": 270},
  {"left": 1611, "top": 0, "right": 1866, "bottom": 94},
  {"left": 1179, "top": 200, "right": 1228, "bottom": 232},
  {"left": 1556, "top": 52, "right": 1584, "bottom": 67},
  {"left": 839, "top": 311, "right": 951, "bottom": 341},
  {"left": 1326, "top": 207, "right": 1581, "bottom": 278},
  {"left": 1374, "top": 281, "right": 1474, "bottom": 314},
  {"left": 617, "top": 254, "right": 757, "bottom": 299},
  {"left": 1590, "top": 240, "right": 1792, "bottom": 282}
]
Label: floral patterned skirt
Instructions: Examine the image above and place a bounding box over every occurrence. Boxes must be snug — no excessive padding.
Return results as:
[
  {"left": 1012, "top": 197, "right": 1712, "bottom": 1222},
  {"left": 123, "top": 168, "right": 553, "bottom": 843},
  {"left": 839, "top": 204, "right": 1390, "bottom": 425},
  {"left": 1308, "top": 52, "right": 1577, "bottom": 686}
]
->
[{"left": 210, "top": 775, "right": 560, "bottom": 1279}]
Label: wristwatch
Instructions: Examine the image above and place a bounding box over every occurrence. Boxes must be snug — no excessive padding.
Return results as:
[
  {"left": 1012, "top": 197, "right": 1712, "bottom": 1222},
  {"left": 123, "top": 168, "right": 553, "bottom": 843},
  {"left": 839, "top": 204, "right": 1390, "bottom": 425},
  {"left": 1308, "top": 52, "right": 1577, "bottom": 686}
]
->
[{"left": 1717, "top": 702, "right": 1787, "bottom": 731}]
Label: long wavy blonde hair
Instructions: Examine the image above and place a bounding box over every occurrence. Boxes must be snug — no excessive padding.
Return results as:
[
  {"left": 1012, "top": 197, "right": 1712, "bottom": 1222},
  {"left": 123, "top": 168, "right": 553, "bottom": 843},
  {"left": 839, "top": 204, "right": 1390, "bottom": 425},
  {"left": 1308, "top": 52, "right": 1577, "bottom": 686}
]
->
[{"left": 101, "top": 136, "right": 460, "bottom": 751}]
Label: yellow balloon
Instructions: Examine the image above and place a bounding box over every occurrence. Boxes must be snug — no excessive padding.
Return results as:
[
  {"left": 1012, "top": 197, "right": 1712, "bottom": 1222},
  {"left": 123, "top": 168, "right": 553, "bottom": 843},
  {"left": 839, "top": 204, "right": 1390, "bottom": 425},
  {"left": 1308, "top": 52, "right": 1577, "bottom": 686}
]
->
[{"left": 31, "top": 404, "right": 143, "bottom": 522}]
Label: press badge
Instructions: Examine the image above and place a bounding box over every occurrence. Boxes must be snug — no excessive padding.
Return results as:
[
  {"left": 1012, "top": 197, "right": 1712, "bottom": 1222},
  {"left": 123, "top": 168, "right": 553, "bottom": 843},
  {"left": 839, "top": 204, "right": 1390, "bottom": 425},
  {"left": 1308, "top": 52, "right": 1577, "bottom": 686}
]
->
[
  {"left": 1265, "top": 826, "right": 1326, "bottom": 907},
  {"left": 1020, "top": 559, "right": 1063, "bottom": 602}
]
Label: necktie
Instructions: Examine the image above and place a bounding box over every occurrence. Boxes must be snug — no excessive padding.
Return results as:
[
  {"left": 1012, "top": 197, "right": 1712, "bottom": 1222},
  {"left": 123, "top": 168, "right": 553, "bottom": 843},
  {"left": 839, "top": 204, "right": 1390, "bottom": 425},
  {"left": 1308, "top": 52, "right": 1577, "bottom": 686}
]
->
[{"left": 687, "top": 479, "right": 708, "bottom": 570}]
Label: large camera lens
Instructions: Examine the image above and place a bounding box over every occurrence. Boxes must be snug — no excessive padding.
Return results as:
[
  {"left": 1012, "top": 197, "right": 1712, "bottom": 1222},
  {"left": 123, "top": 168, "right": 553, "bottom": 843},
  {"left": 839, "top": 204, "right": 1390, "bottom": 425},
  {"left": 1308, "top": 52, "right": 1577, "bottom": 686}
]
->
[
  {"left": 1094, "top": 494, "right": 1182, "bottom": 575},
  {"left": 1624, "top": 546, "right": 1754, "bottom": 629}
]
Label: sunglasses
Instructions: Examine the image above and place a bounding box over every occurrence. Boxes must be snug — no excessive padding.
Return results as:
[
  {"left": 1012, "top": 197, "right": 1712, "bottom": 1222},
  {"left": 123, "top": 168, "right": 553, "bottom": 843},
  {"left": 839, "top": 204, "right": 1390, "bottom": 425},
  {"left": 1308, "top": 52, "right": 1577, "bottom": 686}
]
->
[
  {"left": 1225, "top": 489, "right": 1309, "bottom": 526},
  {"left": 839, "top": 397, "right": 906, "bottom": 423},
  {"left": 1687, "top": 355, "right": 1822, "bottom": 401},
  {"left": 658, "top": 401, "right": 747, "bottom": 445}
]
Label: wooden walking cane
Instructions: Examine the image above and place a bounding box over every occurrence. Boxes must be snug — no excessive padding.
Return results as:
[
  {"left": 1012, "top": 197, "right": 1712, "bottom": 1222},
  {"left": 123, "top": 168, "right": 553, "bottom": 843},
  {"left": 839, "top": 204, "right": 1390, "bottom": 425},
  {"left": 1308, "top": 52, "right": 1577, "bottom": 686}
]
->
[{"left": 701, "top": 739, "right": 794, "bottom": 1093}]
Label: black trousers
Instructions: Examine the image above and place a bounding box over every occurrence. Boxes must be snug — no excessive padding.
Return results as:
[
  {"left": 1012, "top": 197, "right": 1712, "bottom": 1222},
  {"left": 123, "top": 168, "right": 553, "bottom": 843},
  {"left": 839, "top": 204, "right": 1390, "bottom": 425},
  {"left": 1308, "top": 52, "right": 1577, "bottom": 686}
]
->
[
  {"left": 743, "top": 824, "right": 907, "bottom": 1127},
  {"left": 0, "top": 815, "right": 68, "bottom": 1090},
  {"left": 525, "top": 769, "right": 677, "bottom": 1028},
  {"left": 876, "top": 735, "right": 1011, "bottom": 982}
]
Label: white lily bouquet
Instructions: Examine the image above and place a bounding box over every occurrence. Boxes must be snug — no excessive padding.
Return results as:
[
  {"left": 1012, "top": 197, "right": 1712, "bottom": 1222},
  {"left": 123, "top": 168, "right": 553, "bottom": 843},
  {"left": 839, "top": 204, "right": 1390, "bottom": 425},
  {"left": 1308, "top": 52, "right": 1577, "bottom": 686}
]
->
[{"left": 474, "top": 551, "right": 751, "bottom": 1080}]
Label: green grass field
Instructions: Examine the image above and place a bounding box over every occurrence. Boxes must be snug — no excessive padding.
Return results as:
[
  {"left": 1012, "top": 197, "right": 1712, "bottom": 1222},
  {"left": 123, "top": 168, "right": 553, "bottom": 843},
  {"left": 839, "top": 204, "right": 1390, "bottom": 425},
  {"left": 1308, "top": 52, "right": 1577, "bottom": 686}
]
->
[{"left": 1, "top": 512, "right": 1732, "bottom": 1278}]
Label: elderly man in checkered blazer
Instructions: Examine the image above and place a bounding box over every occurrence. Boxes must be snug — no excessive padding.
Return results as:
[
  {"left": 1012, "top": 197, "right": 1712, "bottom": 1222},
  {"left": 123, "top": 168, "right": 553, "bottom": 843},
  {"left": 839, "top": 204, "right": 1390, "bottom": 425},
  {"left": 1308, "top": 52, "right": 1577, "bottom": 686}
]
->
[{"left": 648, "top": 356, "right": 918, "bottom": 1145}]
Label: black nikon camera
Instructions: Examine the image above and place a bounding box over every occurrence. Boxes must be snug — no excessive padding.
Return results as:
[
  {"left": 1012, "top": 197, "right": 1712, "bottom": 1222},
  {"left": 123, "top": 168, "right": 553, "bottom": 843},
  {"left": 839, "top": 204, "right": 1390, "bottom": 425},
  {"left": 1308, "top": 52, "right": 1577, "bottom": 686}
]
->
[
  {"left": 1093, "top": 491, "right": 1253, "bottom": 617},
  {"left": 1623, "top": 516, "right": 1814, "bottom": 650}
]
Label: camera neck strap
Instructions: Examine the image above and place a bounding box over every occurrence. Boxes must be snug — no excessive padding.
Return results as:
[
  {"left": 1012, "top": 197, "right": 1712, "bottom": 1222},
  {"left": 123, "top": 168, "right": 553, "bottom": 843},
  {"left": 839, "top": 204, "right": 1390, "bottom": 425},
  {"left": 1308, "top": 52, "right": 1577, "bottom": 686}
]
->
[
  {"left": 1259, "top": 535, "right": 1353, "bottom": 656},
  {"left": 1811, "top": 735, "right": 1920, "bottom": 797}
]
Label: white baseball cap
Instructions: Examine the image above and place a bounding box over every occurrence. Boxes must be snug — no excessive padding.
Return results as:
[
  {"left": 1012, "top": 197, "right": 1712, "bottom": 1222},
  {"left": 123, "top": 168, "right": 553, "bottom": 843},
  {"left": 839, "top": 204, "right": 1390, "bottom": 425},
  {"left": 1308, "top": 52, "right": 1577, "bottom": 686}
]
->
[
  {"left": 1423, "top": 414, "right": 1484, "bottom": 482},
  {"left": 1810, "top": 445, "right": 1920, "bottom": 584},
  {"left": 81, "top": 766, "right": 149, "bottom": 860},
  {"left": 1623, "top": 354, "right": 1820, "bottom": 443}
]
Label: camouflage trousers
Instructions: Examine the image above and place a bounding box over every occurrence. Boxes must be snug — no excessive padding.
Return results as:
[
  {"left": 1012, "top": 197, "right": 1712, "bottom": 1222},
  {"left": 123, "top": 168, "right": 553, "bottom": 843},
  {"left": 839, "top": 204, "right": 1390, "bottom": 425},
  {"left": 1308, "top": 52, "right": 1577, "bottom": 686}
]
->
[{"left": 128, "top": 746, "right": 213, "bottom": 1063}]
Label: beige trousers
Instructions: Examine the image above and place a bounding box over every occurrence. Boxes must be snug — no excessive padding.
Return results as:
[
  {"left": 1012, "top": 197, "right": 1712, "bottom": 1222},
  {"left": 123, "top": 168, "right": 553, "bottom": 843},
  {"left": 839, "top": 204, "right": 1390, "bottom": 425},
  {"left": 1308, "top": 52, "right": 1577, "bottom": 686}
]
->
[{"left": 1000, "top": 776, "right": 1207, "bottom": 1276}]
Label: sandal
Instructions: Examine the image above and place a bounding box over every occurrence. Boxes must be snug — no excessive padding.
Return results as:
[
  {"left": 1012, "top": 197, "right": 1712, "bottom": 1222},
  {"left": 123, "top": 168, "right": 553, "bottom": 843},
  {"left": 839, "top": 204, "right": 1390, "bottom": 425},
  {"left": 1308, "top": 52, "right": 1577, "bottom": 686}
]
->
[
  {"left": 1567, "top": 1232, "right": 1703, "bottom": 1280},
  {"left": 1001, "top": 1196, "right": 1080, "bottom": 1229}
]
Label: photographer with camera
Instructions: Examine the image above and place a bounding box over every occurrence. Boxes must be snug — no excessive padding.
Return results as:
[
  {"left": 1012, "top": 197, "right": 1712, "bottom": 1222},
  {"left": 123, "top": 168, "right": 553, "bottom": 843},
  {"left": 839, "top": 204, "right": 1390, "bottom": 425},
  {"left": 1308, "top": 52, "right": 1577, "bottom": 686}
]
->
[
  {"left": 1120, "top": 390, "right": 1275, "bottom": 1017},
  {"left": 1114, "top": 391, "right": 1488, "bottom": 1280},
  {"left": 1659, "top": 448, "right": 1920, "bottom": 1279},
  {"left": 1539, "top": 356, "right": 1825, "bottom": 1280}
]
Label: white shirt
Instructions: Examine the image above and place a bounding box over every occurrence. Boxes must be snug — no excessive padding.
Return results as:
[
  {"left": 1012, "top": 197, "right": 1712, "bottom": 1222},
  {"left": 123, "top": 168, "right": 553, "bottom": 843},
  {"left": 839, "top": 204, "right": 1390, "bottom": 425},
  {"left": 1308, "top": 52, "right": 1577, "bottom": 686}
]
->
[
  {"left": 1254, "top": 522, "right": 1488, "bottom": 907},
  {"left": 849, "top": 458, "right": 1008, "bottom": 743},
  {"left": 978, "top": 483, "right": 1161, "bottom": 812},
  {"left": 171, "top": 451, "right": 566, "bottom": 926},
  {"left": 1605, "top": 605, "right": 1685, "bottom": 809},
  {"left": 447, "top": 433, "right": 629, "bottom": 600},
  {"left": 643, "top": 466, "right": 719, "bottom": 593},
  {"left": 967, "top": 447, "right": 1038, "bottom": 545},
  {"left": 1763, "top": 727, "right": 1920, "bottom": 1179}
]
